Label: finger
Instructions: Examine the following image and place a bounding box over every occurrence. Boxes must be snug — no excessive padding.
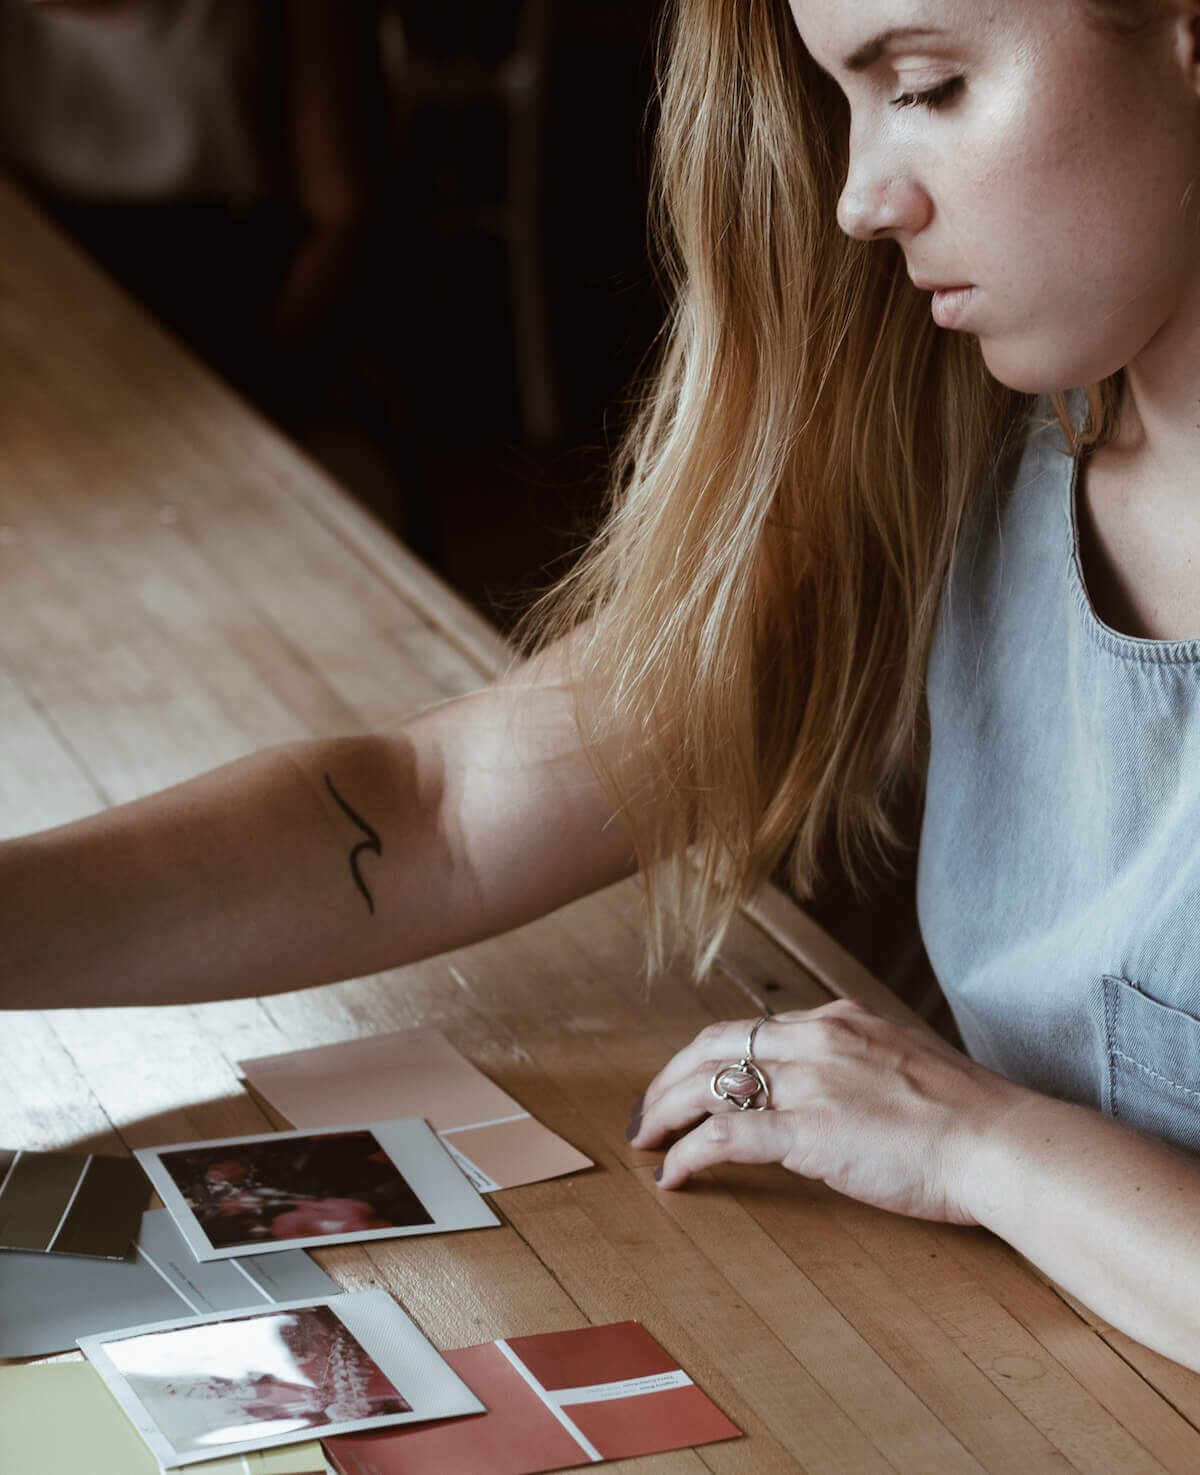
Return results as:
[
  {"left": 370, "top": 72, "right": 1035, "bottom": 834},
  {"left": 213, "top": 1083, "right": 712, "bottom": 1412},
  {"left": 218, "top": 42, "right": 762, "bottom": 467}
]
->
[
  {"left": 655, "top": 1109, "right": 799, "bottom": 1190},
  {"left": 633, "top": 1066, "right": 748, "bottom": 1149},
  {"left": 644, "top": 1005, "right": 868, "bottom": 1105},
  {"left": 639, "top": 1018, "right": 760, "bottom": 1116},
  {"left": 638, "top": 1004, "right": 872, "bottom": 1129}
]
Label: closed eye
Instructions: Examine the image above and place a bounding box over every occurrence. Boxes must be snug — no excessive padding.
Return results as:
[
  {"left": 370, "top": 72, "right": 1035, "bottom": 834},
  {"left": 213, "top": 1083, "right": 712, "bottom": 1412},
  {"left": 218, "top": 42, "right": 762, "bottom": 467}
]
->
[{"left": 890, "top": 76, "right": 964, "bottom": 111}]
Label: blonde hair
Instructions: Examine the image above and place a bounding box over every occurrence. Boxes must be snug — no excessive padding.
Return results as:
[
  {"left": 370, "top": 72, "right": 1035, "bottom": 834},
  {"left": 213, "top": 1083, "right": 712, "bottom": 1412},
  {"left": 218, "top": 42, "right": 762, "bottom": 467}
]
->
[
  {"left": 1051, "top": 378, "right": 1123, "bottom": 453},
  {"left": 526, "top": 0, "right": 1128, "bottom": 975}
]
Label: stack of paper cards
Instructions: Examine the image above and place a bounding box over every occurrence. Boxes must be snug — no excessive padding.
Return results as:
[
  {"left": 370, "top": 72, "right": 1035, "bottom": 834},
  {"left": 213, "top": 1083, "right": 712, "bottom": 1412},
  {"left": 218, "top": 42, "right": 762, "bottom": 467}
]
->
[
  {"left": 0, "top": 1207, "right": 340, "bottom": 1358},
  {"left": 240, "top": 1029, "right": 592, "bottom": 1193},
  {"left": 78, "top": 1289, "right": 484, "bottom": 1468},
  {"left": 325, "top": 1320, "right": 741, "bottom": 1473},
  {"left": 135, "top": 1120, "right": 497, "bottom": 1261},
  {"left": 3, "top": 1045, "right": 735, "bottom": 1472},
  {"left": 0, "top": 1146, "right": 150, "bottom": 1259},
  {"left": 1, "top": 1360, "right": 326, "bottom": 1474}
]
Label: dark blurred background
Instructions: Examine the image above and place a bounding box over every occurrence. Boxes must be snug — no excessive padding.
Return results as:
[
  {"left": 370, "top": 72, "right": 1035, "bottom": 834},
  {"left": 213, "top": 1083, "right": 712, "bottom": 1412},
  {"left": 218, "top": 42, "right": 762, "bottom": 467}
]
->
[{"left": 0, "top": 0, "right": 668, "bottom": 632}]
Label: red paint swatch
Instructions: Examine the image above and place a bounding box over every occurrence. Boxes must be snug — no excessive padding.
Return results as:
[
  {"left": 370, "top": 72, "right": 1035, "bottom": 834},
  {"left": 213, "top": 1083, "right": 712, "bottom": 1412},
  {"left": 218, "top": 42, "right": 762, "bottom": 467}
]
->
[{"left": 324, "top": 1321, "right": 740, "bottom": 1474}]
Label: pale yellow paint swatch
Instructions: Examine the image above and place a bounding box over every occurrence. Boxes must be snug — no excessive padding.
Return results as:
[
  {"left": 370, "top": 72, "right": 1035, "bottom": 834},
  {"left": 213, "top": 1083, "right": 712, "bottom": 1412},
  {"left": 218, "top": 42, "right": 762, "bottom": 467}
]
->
[{"left": 1, "top": 1360, "right": 325, "bottom": 1474}]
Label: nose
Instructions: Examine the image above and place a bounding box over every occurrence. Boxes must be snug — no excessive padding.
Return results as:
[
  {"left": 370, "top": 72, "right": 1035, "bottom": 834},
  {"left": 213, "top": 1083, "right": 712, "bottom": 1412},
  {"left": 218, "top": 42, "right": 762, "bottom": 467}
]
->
[{"left": 837, "top": 159, "right": 932, "bottom": 242}]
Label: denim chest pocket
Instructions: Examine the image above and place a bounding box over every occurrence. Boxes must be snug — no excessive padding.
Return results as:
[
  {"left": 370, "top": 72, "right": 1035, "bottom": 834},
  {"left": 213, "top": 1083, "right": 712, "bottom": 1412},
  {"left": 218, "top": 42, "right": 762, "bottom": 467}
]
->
[{"left": 1102, "top": 975, "right": 1200, "bottom": 1154}]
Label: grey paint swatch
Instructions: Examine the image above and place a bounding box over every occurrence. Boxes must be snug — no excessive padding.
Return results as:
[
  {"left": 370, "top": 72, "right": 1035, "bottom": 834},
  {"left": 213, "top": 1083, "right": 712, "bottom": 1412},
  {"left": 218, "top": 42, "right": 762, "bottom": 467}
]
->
[{"left": 0, "top": 1207, "right": 339, "bottom": 1358}]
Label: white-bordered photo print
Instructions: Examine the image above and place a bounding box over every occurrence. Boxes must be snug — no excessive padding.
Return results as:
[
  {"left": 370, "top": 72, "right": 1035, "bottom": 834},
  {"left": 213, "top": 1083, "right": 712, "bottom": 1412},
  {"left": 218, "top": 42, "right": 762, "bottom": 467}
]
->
[
  {"left": 135, "top": 1119, "right": 497, "bottom": 1261},
  {"left": 78, "top": 1289, "right": 485, "bottom": 1468}
]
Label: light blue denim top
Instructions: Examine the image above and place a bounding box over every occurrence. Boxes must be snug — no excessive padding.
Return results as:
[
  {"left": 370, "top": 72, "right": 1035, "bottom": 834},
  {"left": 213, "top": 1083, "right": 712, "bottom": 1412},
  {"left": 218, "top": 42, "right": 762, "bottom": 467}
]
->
[{"left": 919, "top": 406, "right": 1200, "bottom": 1153}]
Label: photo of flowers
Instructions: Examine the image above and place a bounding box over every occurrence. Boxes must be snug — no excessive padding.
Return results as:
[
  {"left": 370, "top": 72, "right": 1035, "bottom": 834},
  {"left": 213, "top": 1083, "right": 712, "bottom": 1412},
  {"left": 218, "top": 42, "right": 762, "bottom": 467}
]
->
[
  {"left": 79, "top": 1289, "right": 487, "bottom": 1467},
  {"left": 156, "top": 1130, "right": 433, "bottom": 1251},
  {"left": 137, "top": 1119, "right": 498, "bottom": 1261},
  {"left": 99, "top": 1304, "right": 409, "bottom": 1458}
]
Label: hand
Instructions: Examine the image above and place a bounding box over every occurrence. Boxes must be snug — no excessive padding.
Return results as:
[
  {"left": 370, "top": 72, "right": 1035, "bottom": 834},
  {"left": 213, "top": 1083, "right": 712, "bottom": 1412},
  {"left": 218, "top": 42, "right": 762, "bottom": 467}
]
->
[{"left": 631, "top": 1000, "right": 1028, "bottom": 1224}]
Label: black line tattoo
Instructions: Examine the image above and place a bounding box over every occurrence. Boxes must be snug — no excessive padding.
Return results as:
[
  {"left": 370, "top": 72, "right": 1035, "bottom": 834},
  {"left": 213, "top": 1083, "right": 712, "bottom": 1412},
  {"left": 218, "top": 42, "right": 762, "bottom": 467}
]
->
[{"left": 324, "top": 773, "right": 382, "bottom": 915}]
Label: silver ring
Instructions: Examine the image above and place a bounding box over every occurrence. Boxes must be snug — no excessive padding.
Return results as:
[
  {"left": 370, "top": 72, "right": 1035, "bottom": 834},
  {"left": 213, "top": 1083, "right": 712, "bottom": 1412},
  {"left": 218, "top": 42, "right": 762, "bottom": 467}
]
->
[{"left": 710, "top": 1014, "right": 772, "bottom": 1110}]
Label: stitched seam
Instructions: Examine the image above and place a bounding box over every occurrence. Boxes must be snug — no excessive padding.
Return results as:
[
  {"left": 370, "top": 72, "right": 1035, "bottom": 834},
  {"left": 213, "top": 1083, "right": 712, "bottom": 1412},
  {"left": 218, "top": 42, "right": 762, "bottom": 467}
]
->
[
  {"left": 1102, "top": 977, "right": 1120, "bottom": 1119},
  {"left": 1110, "top": 1048, "right": 1200, "bottom": 1101}
]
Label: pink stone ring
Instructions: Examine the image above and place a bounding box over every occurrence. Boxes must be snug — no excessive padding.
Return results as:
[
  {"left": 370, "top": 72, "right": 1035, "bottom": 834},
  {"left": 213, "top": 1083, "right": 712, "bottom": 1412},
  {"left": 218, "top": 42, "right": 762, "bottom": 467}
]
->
[{"left": 710, "top": 1016, "right": 771, "bottom": 1111}]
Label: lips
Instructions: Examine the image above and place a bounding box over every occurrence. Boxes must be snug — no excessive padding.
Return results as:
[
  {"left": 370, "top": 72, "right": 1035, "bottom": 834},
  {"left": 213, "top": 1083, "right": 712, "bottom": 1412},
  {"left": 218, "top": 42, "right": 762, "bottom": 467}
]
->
[
  {"left": 909, "top": 276, "right": 977, "bottom": 329},
  {"left": 929, "top": 286, "right": 976, "bottom": 329}
]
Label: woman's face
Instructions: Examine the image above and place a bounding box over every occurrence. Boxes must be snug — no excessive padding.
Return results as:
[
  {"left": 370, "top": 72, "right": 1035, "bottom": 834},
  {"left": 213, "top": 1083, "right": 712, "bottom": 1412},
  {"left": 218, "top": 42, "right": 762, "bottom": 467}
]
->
[{"left": 788, "top": 0, "right": 1200, "bottom": 394}]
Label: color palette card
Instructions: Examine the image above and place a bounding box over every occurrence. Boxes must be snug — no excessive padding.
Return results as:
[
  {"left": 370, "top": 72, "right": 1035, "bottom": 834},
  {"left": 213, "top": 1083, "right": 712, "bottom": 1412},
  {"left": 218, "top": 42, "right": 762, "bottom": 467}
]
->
[
  {"left": 325, "top": 1320, "right": 742, "bottom": 1474},
  {"left": 137, "top": 1120, "right": 497, "bottom": 1262},
  {"left": 1, "top": 1360, "right": 326, "bottom": 1475},
  {"left": 0, "top": 1206, "right": 340, "bottom": 1358},
  {"left": 0, "top": 1146, "right": 150, "bottom": 1259},
  {"left": 80, "top": 1289, "right": 484, "bottom": 1469},
  {"left": 240, "top": 1029, "right": 592, "bottom": 1193}
]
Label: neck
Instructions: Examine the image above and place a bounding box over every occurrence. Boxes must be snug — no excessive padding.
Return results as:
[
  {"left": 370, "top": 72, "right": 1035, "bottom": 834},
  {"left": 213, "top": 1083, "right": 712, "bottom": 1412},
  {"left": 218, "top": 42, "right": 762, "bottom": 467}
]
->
[{"left": 1106, "top": 277, "right": 1200, "bottom": 494}]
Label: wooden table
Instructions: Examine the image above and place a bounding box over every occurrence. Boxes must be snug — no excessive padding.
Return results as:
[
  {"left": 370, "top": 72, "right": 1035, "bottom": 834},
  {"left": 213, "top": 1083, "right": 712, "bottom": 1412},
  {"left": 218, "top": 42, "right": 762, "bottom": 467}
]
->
[{"left": 1, "top": 172, "right": 1199, "bottom": 1474}]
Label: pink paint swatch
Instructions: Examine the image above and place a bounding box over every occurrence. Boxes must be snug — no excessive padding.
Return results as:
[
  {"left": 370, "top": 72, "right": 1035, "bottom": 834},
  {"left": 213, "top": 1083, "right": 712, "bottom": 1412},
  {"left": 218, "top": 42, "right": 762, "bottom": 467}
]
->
[
  {"left": 324, "top": 1321, "right": 741, "bottom": 1474},
  {"left": 240, "top": 1030, "right": 591, "bottom": 1192}
]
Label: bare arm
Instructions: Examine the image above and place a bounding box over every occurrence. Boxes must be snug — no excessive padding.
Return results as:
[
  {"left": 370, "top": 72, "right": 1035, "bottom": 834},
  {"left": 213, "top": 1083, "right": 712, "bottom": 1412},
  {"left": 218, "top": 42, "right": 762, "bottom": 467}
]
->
[
  {"left": 636, "top": 1003, "right": 1200, "bottom": 1371},
  {"left": 0, "top": 647, "right": 639, "bottom": 1008},
  {"left": 965, "top": 1089, "right": 1200, "bottom": 1369}
]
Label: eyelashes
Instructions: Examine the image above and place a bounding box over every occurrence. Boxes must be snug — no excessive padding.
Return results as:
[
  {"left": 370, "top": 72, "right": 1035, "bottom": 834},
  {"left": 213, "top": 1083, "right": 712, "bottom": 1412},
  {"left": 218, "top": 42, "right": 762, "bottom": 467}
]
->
[{"left": 890, "top": 76, "right": 965, "bottom": 111}]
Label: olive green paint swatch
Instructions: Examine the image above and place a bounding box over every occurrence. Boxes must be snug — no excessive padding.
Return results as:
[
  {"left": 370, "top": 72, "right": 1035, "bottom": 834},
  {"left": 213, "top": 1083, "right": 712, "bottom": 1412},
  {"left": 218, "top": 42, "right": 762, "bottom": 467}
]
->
[{"left": 0, "top": 1148, "right": 150, "bottom": 1259}]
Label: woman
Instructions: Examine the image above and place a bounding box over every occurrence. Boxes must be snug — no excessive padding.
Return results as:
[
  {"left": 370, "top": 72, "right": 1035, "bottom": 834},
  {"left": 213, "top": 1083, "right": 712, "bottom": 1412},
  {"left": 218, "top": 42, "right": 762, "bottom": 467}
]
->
[
  {"left": 5, "top": 0, "right": 1200, "bottom": 1367},
  {"left": 633, "top": 0, "right": 1200, "bottom": 1370}
]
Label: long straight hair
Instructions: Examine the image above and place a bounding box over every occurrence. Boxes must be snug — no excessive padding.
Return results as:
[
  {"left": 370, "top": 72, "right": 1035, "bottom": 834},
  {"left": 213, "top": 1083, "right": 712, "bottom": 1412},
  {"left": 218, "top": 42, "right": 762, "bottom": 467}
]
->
[{"left": 526, "top": 0, "right": 1130, "bottom": 975}]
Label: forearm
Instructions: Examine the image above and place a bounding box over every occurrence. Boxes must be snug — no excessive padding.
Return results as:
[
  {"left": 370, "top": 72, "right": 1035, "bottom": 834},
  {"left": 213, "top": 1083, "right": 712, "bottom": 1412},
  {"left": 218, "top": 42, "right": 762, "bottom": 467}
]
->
[
  {"left": 1, "top": 734, "right": 445, "bottom": 1008},
  {"left": 966, "top": 1090, "right": 1200, "bottom": 1368},
  {"left": 0, "top": 682, "right": 638, "bottom": 1009}
]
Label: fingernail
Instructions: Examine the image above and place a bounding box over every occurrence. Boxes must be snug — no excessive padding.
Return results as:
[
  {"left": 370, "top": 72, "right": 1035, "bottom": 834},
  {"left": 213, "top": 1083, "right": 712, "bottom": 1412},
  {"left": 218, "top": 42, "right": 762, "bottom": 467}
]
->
[
  {"left": 625, "top": 1112, "right": 642, "bottom": 1142},
  {"left": 653, "top": 1165, "right": 663, "bottom": 1183}
]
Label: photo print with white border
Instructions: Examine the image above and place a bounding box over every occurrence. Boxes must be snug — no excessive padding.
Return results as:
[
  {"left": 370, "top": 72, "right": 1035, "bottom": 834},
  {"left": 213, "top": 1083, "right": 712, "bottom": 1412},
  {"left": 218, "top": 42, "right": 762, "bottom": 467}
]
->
[
  {"left": 135, "top": 1120, "right": 498, "bottom": 1261},
  {"left": 78, "top": 1289, "right": 485, "bottom": 1468}
]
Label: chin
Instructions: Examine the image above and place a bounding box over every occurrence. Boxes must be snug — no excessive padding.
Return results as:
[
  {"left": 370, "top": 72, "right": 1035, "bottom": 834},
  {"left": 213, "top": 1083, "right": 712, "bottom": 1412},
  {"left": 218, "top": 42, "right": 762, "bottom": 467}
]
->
[
  {"left": 978, "top": 337, "right": 1114, "bottom": 398},
  {"left": 978, "top": 320, "right": 1144, "bottom": 398}
]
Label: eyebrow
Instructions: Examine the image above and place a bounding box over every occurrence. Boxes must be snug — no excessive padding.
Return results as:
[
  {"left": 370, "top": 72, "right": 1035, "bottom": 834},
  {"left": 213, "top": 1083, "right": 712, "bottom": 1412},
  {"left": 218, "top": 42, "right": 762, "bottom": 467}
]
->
[{"left": 843, "top": 26, "right": 951, "bottom": 72}]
